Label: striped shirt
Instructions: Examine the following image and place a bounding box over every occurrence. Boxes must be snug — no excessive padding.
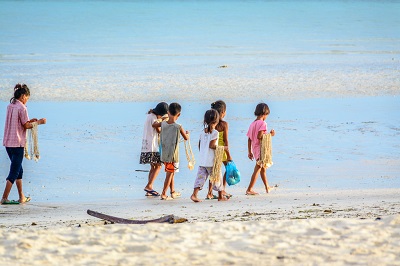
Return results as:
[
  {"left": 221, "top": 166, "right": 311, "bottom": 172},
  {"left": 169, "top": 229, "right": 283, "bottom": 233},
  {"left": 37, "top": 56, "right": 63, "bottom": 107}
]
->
[{"left": 3, "top": 100, "right": 29, "bottom": 147}]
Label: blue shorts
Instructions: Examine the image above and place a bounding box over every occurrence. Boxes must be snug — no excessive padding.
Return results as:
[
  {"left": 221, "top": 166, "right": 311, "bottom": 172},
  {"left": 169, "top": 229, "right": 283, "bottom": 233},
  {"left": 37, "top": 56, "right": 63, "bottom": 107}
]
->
[{"left": 6, "top": 147, "right": 24, "bottom": 184}]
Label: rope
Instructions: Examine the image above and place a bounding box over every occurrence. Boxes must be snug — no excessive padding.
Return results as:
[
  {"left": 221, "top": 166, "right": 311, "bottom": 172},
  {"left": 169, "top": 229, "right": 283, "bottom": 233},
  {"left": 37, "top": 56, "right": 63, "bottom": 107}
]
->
[
  {"left": 24, "top": 122, "right": 40, "bottom": 162},
  {"left": 209, "top": 146, "right": 225, "bottom": 184},
  {"left": 184, "top": 138, "right": 196, "bottom": 170},
  {"left": 257, "top": 133, "right": 273, "bottom": 168}
]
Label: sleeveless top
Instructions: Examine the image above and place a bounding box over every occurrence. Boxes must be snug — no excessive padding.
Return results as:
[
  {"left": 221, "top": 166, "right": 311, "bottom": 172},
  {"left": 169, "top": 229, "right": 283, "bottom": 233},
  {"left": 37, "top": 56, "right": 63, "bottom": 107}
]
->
[
  {"left": 160, "top": 121, "right": 181, "bottom": 163},
  {"left": 218, "top": 131, "right": 228, "bottom": 162}
]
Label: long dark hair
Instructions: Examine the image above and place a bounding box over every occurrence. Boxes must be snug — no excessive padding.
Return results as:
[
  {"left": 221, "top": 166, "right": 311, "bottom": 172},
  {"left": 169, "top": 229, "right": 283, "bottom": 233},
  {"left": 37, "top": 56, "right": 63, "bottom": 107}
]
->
[
  {"left": 10, "top": 83, "right": 30, "bottom": 104},
  {"left": 204, "top": 109, "right": 219, "bottom": 133},
  {"left": 211, "top": 100, "right": 227, "bottom": 131}
]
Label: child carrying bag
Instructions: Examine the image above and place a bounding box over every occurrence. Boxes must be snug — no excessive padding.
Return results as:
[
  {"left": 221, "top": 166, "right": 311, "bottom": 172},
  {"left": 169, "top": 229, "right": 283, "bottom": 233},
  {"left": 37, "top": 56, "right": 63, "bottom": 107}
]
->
[{"left": 225, "top": 161, "right": 241, "bottom": 186}]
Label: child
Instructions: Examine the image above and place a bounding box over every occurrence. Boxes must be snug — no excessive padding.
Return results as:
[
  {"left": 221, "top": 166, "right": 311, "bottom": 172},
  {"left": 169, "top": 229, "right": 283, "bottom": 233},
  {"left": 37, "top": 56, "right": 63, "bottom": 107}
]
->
[
  {"left": 1, "top": 84, "right": 46, "bottom": 205},
  {"left": 140, "top": 102, "right": 169, "bottom": 197},
  {"left": 246, "top": 103, "right": 275, "bottom": 195},
  {"left": 153, "top": 103, "right": 189, "bottom": 200},
  {"left": 191, "top": 109, "right": 229, "bottom": 202},
  {"left": 206, "top": 100, "right": 232, "bottom": 199}
]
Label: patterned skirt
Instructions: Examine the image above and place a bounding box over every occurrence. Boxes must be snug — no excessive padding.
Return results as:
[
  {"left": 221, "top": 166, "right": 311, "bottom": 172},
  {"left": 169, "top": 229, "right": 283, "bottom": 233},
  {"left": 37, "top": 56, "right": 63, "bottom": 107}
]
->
[{"left": 140, "top": 152, "right": 161, "bottom": 164}]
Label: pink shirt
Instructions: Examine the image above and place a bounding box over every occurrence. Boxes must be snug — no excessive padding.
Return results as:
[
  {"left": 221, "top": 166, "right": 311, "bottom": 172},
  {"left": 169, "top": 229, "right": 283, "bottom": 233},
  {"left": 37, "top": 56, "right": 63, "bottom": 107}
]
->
[
  {"left": 246, "top": 119, "right": 267, "bottom": 160},
  {"left": 3, "top": 100, "right": 29, "bottom": 147}
]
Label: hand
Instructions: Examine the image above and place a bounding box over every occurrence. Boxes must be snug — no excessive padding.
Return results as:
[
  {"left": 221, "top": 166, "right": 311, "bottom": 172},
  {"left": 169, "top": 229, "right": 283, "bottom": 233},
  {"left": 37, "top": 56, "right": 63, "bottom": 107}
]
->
[
  {"left": 39, "top": 118, "right": 47, "bottom": 125},
  {"left": 224, "top": 146, "right": 229, "bottom": 152},
  {"left": 248, "top": 152, "right": 254, "bottom": 160},
  {"left": 270, "top": 129, "right": 275, "bottom": 136}
]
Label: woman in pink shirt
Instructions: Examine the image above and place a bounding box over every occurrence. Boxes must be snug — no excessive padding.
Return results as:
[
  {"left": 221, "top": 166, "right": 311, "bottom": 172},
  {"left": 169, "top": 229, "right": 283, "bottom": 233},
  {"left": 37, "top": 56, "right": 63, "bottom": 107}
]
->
[
  {"left": 1, "top": 84, "right": 46, "bottom": 204},
  {"left": 246, "top": 103, "right": 275, "bottom": 195}
]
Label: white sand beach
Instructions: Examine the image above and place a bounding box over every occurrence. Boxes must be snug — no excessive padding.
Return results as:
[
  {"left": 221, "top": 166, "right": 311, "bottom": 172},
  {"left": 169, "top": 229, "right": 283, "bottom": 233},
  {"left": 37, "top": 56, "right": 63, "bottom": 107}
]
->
[{"left": 1, "top": 188, "right": 400, "bottom": 265}]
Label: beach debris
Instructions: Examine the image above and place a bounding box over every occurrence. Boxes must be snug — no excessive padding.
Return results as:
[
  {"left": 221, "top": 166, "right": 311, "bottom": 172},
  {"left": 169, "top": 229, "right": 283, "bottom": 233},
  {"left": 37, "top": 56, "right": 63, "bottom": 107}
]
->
[
  {"left": 87, "top": 209, "right": 187, "bottom": 224},
  {"left": 135, "top": 169, "right": 150, "bottom": 172},
  {"left": 31, "top": 222, "right": 37, "bottom": 226},
  {"left": 218, "top": 65, "right": 228, "bottom": 68}
]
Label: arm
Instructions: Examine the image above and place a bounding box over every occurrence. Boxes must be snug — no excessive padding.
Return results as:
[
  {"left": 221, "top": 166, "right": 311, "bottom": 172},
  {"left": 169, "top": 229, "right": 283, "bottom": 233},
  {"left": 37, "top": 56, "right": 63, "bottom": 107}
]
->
[
  {"left": 257, "top": 129, "right": 265, "bottom": 140},
  {"left": 208, "top": 138, "right": 229, "bottom": 152},
  {"left": 209, "top": 139, "right": 217, "bottom": 150},
  {"left": 152, "top": 121, "right": 162, "bottom": 133},
  {"left": 24, "top": 118, "right": 46, "bottom": 129},
  {"left": 180, "top": 126, "right": 189, "bottom": 141},
  {"left": 248, "top": 138, "right": 253, "bottom": 160},
  {"left": 223, "top": 123, "right": 232, "bottom": 161}
]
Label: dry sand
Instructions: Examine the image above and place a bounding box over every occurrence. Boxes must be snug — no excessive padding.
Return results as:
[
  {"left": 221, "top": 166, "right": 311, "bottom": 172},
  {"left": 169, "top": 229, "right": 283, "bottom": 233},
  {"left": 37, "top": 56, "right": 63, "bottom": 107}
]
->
[{"left": 1, "top": 188, "right": 399, "bottom": 265}]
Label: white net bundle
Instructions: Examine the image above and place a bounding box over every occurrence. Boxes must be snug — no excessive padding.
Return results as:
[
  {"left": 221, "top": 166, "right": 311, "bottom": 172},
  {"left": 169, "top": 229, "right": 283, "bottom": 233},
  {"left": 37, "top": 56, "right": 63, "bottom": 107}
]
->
[
  {"left": 209, "top": 146, "right": 225, "bottom": 184},
  {"left": 184, "top": 138, "right": 196, "bottom": 170},
  {"left": 24, "top": 122, "right": 40, "bottom": 162},
  {"left": 257, "top": 133, "right": 273, "bottom": 168}
]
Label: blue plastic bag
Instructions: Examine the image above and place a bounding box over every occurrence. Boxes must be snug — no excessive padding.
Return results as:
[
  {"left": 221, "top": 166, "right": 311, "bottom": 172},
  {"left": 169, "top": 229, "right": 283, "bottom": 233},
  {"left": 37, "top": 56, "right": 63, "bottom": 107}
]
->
[{"left": 225, "top": 161, "right": 241, "bottom": 186}]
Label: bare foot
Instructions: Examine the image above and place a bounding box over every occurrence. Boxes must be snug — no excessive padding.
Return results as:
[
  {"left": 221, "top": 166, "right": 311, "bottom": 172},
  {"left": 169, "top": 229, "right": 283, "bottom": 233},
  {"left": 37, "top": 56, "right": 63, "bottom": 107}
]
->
[
  {"left": 218, "top": 196, "right": 229, "bottom": 201},
  {"left": 171, "top": 191, "right": 181, "bottom": 199},
  {"left": 266, "top": 186, "right": 273, "bottom": 193},
  {"left": 19, "top": 196, "right": 31, "bottom": 203},
  {"left": 191, "top": 194, "right": 201, "bottom": 203},
  {"left": 245, "top": 191, "right": 259, "bottom": 196}
]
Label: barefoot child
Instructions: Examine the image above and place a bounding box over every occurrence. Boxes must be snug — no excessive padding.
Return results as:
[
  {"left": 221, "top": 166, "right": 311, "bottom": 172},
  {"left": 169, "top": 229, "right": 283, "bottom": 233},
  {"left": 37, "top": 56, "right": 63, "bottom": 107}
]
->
[
  {"left": 206, "top": 100, "right": 232, "bottom": 199},
  {"left": 140, "top": 102, "right": 169, "bottom": 197},
  {"left": 153, "top": 103, "right": 189, "bottom": 200},
  {"left": 246, "top": 103, "right": 275, "bottom": 195},
  {"left": 1, "top": 84, "right": 47, "bottom": 205},
  {"left": 191, "top": 109, "right": 229, "bottom": 202}
]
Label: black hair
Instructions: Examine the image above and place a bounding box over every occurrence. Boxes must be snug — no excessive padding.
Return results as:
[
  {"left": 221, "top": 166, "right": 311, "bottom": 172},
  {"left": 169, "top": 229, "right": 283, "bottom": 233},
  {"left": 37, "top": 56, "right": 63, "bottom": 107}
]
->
[
  {"left": 168, "top": 102, "right": 181, "bottom": 116},
  {"left": 211, "top": 100, "right": 226, "bottom": 115},
  {"left": 204, "top": 109, "right": 219, "bottom": 133},
  {"left": 10, "top": 83, "right": 30, "bottom": 104},
  {"left": 254, "top": 103, "right": 270, "bottom": 116},
  {"left": 148, "top": 102, "right": 169, "bottom": 115}
]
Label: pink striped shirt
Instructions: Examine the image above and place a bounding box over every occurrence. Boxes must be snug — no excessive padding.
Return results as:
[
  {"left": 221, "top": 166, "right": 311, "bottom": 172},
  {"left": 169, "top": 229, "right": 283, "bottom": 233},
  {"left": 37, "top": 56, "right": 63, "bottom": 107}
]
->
[{"left": 3, "top": 100, "right": 29, "bottom": 147}]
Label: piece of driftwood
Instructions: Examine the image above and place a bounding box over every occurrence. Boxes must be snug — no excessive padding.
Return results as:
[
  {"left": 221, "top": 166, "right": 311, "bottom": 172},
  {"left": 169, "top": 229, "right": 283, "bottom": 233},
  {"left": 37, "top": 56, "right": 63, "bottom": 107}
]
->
[{"left": 87, "top": 209, "right": 187, "bottom": 224}]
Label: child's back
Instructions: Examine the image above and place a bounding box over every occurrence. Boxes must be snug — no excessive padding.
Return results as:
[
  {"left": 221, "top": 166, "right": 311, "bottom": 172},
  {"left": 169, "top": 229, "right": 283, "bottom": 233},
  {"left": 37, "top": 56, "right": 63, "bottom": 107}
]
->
[
  {"left": 198, "top": 128, "right": 219, "bottom": 167},
  {"left": 160, "top": 121, "right": 181, "bottom": 163}
]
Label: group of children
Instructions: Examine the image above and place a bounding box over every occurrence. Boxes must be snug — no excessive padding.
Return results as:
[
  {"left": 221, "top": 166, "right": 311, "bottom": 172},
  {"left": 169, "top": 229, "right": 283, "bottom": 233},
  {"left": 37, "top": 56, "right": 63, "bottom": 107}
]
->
[
  {"left": 1, "top": 83, "right": 275, "bottom": 205},
  {"left": 140, "top": 100, "right": 275, "bottom": 202}
]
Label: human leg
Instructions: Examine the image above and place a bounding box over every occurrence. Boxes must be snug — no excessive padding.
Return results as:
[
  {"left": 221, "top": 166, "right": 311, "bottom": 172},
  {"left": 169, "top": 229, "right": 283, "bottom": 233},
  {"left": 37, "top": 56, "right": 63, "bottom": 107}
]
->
[
  {"left": 161, "top": 172, "right": 174, "bottom": 200},
  {"left": 1, "top": 180, "right": 13, "bottom": 202},
  {"left": 246, "top": 163, "right": 261, "bottom": 195},
  {"left": 2, "top": 147, "right": 24, "bottom": 202},
  {"left": 191, "top": 187, "right": 202, "bottom": 202},
  {"left": 192, "top": 167, "right": 209, "bottom": 201},
  {"left": 16, "top": 179, "right": 30, "bottom": 203},
  {"left": 260, "top": 167, "right": 272, "bottom": 193},
  {"left": 206, "top": 180, "right": 216, "bottom": 199},
  {"left": 144, "top": 163, "right": 161, "bottom": 196}
]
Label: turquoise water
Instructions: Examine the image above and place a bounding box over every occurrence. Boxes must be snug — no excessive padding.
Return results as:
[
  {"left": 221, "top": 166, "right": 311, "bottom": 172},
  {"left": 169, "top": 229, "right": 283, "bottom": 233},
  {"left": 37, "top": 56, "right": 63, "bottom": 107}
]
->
[{"left": 1, "top": 0, "right": 399, "bottom": 101}]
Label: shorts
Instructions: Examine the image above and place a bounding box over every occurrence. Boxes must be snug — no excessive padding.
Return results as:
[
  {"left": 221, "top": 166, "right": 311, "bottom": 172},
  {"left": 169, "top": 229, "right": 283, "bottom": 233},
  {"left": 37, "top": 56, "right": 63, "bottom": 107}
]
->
[
  {"left": 193, "top": 166, "right": 223, "bottom": 191},
  {"left": 164, "top": 162, "right": 179, "bottom": 173},
  {"left": 139, "top": 152, "right": 161, "bottom": 164}
]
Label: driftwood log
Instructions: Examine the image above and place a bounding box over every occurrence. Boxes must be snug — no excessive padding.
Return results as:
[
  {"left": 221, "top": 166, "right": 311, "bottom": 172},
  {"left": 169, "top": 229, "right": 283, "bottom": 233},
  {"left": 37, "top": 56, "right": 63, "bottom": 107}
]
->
[{"left": 87, "top": 209, "right": 187, "bottom": 224}]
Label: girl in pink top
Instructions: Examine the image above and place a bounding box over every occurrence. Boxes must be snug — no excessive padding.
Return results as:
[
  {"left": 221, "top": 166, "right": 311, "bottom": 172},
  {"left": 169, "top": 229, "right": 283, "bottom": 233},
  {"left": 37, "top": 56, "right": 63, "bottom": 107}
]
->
[
  {"left": 1, "top": 84, "right": 46, "bottom": 205},
  {"left": 246, "top": 103, "right": 275, "bottom": 195}
]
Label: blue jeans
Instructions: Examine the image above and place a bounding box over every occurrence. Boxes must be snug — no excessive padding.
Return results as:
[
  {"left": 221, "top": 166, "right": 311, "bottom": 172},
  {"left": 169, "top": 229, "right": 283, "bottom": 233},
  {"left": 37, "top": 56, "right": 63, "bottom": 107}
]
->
[{"left": 6, "top": 147, "right": 24, "bottom": 184}]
